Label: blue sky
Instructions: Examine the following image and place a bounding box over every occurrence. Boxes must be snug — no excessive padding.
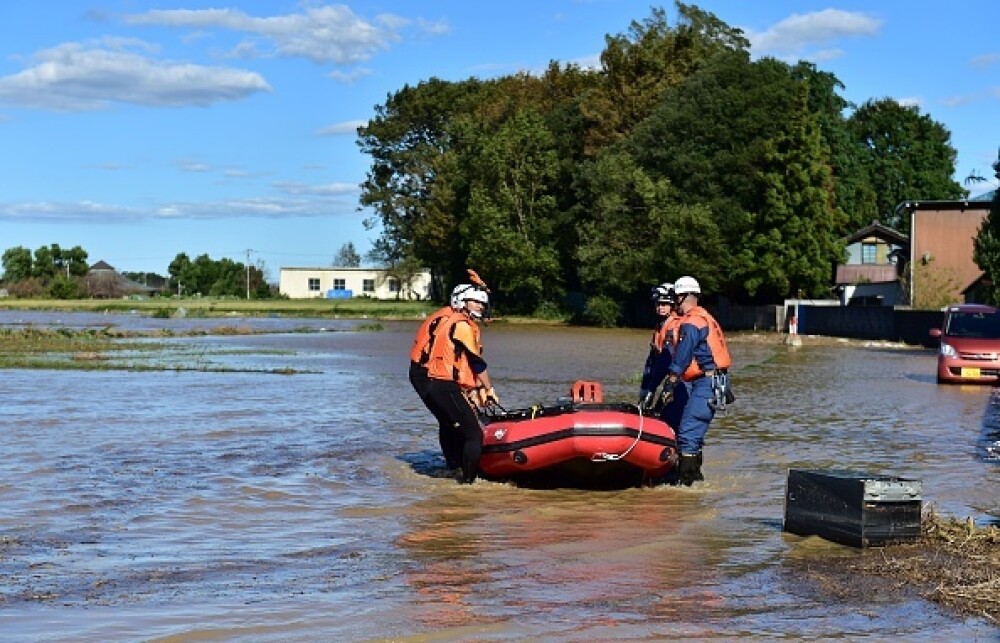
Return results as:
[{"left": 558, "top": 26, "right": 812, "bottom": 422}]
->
[{"left": 2, "top": 1, "right": 998, "bottom": 277}]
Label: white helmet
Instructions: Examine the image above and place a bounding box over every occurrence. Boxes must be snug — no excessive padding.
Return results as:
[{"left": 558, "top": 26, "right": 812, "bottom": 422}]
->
[
  {"left": 451, "top": 284, "right": 490, "bottom": 319},
  {"left": 450, "top": 283, "right": 473, "bottom": 309},
  {"left": 674, "top": 276, "right": 701, "bottom": 295}
]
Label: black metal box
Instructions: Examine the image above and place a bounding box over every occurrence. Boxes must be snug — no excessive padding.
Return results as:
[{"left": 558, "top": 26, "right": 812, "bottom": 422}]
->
[{"left": 783, "top": 469, "right": 922, "bottom": 547}]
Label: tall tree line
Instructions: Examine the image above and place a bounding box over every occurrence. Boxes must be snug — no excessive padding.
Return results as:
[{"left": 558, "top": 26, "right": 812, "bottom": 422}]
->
[
  {"left": 358, "top": 2, "right": 965, "bottom": 319},
  {"left": 1, "top": 244, "right": 271, "bottom": 299}
]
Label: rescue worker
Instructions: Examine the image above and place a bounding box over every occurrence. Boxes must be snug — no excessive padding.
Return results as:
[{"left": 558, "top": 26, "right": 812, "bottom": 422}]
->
[
  {"left": 637, "top": 283, "right": 688, "bottom": 431},
  {"left": 660, "top": 276, "right": 732, "bottom": 486},
  {"left": 409, "top": 286, "right": 468, "bottom": 470},
  {"left": 423, "top": 284, "right": 498, "bottom": 483}
]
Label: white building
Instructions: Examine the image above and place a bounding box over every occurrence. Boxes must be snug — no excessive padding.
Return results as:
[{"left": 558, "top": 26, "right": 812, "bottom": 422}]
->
[{"left": 278, "top": 267, "right": 432, "bottom": 300}]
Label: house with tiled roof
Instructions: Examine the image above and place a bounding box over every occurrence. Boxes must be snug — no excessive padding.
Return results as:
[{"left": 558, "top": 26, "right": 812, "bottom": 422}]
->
[{"left": 834, "top": 222, "right": 909, "bottom": 306}]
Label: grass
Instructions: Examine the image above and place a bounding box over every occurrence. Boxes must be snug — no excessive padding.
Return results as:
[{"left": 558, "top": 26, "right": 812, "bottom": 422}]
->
[{"left": 0, "top": 296, "right": 439, "bottom": 319}]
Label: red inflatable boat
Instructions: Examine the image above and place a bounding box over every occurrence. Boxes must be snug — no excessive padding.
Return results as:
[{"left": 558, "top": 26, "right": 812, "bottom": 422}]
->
[{"left": 479, "top": 381, "right": 678, "bottom": 487}]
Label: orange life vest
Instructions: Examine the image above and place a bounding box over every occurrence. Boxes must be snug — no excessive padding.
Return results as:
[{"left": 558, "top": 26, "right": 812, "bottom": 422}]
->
[
  {"left": 651, "top": 314, "right": 682, "bottom": 353},
  {"left": 426, "top": 310, "right": 482, "bottom": 389},
  {"left": 677, "top": 305, "right": 732, "bottom": 381},
  {"left": 409, "top": 306, "right": 453, "bottom": 365}
]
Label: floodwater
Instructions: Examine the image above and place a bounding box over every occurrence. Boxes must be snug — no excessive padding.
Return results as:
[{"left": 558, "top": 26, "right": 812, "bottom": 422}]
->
[{"left": 1, "top": 311, "right": 998, "bottom": 640}]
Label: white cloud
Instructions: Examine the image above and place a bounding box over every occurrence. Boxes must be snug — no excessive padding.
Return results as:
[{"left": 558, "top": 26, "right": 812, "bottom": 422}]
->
[
  {"left": 896, "top": 96, "right": 923, "bottom": 108},
  {"left": 414, "top": 17, "right": 450, "bottom": 36},
  {"left": 941, "top": 93, "right": 981, "bottom": 108},
  {"left": 0, "top": 196, "right": 357, "bottom": 222},
  {"left": 83, "top": 162, "right": 128, "bottom": 171},
  {"left": 970, "top": 53, "right": 1000, "bottom": 69},
  {"left": 177, "top": 160, "right": 212, "bottom": 173},
  {"left": 316, "top": 120, "right": 367, "bottom": 136},
  {"left": 327, "top": 67, "right": 373, "bottom": 83},
  {"left": 746, "top": 9, "right": 881, "bottom": 61},
  {"left": 272, "top": 180, "right": 359, "bottom": 196},
  {"left": 0, "top": 200, "right": 143, "bottom": 222},
  {"left": 124, "top": 5, "right": 410, "bottom": 65},
  {"left": 0, "top": 40, "right": 271, "bottom": 111}
]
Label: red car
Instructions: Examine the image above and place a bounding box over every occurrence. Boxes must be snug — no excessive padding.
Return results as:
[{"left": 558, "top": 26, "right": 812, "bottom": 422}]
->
[{"left": 930, "top": 304, "right": 1000, "bottom": 384}]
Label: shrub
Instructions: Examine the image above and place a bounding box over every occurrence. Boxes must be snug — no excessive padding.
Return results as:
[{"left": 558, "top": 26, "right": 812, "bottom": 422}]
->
[
  {"left": 533, "top": 300, "right": 567, "bottom": 321},
  {"left": 582, "top": 295, "right": 621, "bottom": 328},
  {"left": 7, "top": 277, "right": 47, "bottom": 298}
]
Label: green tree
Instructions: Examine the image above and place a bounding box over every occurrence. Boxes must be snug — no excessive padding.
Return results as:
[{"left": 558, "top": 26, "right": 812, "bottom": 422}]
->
[
  {"left": 972, "top": 151, "right": 1000, "bottom": 305},
  {"left": 737, "top": 84, "right": 847, "bottom": 300},
  {"left": 32, "top": 245, "right": 57, "bottom": 279},
  {"left": 167, "top": 252, "right": 192, "bottom": 295},
  {"left": 456, "top": 109, "right": 563, "bottom": 312},
  {"left": 333, "top": 242, "right": 361, "bottom": 267},
  {"left": 358, "top": 77, "right": 486, "bottom": 273},
  {"left": 47, "top": 274, "right": 81, "bottom": 299},
  {"left": 25, "top": 244, "right": 87, "bottom": 281},
  {"left": 792, "top": 62, "right": 878, "bottom": 233},
  {"left": 63, "top": 246, "right": 89, "bottom": 277},
  {"left": 575, "top": 150, "right": 723, "bottom": 306},
  {"left": 582, "top": 2, "right": 749, "bottom": 152},
  {"left": 628, "top": 51, "right": 803, "bottom": 295},
  {"left": 847, "top": 98, "right": 964, "bottom": 233},
  {"left": 2, "top": 246, "right": 33, "bottom": 281},
  {"left": 167, "top": 252, "right": 256, "bottom": 298}
]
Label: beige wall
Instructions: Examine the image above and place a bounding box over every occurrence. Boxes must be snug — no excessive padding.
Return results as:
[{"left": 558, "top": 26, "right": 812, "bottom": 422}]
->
[
  {"left": 910, "top": 204, "right": 989, "bottom": 305},
  {"left": 278, "top": 267, "right": 432, "bottom": 300}
]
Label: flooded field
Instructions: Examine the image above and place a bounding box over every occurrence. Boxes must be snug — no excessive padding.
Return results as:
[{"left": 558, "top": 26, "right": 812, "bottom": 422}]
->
[{"left": 1, "top": 311, "right": 998, "bottom": 640}]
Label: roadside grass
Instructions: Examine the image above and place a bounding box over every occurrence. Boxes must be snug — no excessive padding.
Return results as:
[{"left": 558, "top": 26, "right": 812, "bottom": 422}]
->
[{"left": 0, "top": 297, "right": 438, "bottom": 319}]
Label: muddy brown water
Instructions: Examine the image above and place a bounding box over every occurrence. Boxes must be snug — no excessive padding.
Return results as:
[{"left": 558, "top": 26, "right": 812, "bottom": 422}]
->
[{"left": 1, "top": 312, "right": 998, "bottom": 640}]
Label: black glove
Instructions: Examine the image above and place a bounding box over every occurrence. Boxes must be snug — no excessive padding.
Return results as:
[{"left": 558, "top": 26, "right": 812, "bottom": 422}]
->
[
  {"left": 658, "top": 384, "right": 675, "bottom": 408},
  {"left": 639, "top": 389, "right": 654, "bottom": 410}
]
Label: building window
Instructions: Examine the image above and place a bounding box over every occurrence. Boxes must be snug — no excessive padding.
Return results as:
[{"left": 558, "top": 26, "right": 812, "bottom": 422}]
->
[
  {"left": 388, "top": 278, "right": 400, "bottom": 293},
  {"left": 333, "top": 278, "right": 346, "bottom": 290},
  {"left": 861, "top": 242, "right": 878, "bottom": 264},
  {"left": 308, "top": 278, "right": 320, "bottom": 291},
  {"left": 362, "top": 279, "right": 375, "bottom": 293}
]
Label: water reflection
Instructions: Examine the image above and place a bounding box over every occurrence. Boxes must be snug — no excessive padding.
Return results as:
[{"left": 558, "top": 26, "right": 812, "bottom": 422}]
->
[
  {"left": 0, "top": 312, "right": 997, "bottom": 640},
  {"left": 978, "top": 390, "right": 1000, "bottom": 461}
]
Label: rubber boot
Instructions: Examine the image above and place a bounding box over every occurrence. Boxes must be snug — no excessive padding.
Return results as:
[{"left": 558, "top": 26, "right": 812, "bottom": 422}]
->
[
  {"left": 677, "top": 454, "right": 699, "bottom": 486},
  {"left": 694, "top": 451, "right": 705, "bottom": 482}
]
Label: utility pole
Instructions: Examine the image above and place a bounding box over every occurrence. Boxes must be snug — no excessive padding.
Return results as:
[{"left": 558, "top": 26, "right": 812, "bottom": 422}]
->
[{"left": 245, "top": 249, "right": 253, "bottom": 300}]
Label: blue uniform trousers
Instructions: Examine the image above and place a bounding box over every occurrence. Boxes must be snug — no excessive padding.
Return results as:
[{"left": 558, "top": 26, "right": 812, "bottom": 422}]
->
[{"left": 676, "top": 375, "right": 715, "bottom": 454}]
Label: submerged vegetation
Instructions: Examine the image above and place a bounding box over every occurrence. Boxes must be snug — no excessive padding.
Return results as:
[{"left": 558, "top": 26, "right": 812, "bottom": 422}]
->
[
  {"left": 800, "top": 510, "right": 1000, "bottom": 624},
  {"left": 0, "top": 325, "right": 311, "bottom": 374}
]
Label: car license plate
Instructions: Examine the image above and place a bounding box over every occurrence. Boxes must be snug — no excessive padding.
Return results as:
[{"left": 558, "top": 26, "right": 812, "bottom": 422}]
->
[{"left": 961, "top": 367, "right": 981, "bottom": 378}]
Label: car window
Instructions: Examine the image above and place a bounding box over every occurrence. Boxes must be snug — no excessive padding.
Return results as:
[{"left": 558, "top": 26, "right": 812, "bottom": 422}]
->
[{"left": 945, "top": 312, "right": 1000, "bottom": 339}]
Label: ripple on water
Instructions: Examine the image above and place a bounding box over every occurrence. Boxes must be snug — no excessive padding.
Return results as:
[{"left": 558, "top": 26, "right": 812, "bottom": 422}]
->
[{"left": 0, "top": 317, "right": 997, "bottom": 640}]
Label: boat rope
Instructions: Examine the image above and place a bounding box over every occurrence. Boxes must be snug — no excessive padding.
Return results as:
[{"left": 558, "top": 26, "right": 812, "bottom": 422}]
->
[{"left": 591, "top": 403, "right": 644, "bottom": 462}]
